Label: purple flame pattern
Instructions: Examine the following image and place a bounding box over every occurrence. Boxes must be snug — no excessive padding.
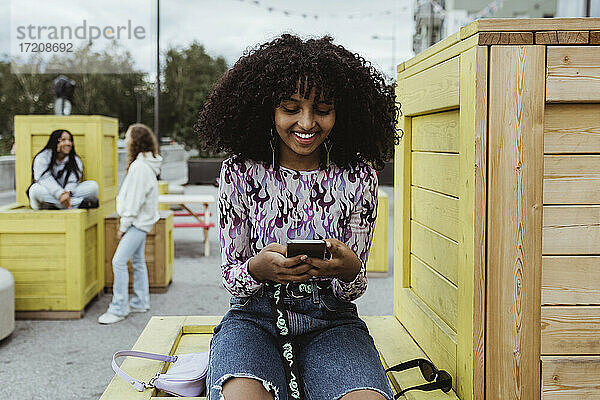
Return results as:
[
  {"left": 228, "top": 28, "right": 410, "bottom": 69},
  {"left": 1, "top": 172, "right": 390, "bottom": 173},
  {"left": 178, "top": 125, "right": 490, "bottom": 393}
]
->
[{"left": 218, "top": 157, "right": 378, "bottom": 301}]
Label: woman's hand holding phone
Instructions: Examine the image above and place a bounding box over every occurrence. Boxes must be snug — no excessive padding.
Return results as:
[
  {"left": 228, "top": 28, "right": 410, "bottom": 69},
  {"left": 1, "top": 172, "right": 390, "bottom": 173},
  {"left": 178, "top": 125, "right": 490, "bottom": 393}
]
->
[
  {"left": 305, "top": 239, "right": 362, "bottom": 283},
  {"left": 248, "top": 243, "right": 316, "bottom": 284}
]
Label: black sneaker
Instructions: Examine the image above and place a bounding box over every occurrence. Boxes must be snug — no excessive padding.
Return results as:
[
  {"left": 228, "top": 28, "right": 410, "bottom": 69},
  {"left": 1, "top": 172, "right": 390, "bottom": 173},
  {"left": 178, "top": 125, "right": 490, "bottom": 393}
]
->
[
  {"left": 39, "top": 202, "right": 59, "bottom": 210},
  {"left": 79, "top": 197, "right": 99, "bottom": 209}
]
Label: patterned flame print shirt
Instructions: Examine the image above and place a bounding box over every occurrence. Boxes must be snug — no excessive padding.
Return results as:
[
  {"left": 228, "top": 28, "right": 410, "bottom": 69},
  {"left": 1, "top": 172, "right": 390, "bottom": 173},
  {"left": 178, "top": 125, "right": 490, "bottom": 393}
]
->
[{"left": 218, "top": 157, "right": 378, "bottom": 301}]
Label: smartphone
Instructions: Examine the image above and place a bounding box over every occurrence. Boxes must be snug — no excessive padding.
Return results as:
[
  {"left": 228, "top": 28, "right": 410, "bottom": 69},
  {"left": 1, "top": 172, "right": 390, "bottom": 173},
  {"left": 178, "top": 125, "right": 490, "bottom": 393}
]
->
[{"left": 286, "top": 239, "right": 327, "bottom": 259}]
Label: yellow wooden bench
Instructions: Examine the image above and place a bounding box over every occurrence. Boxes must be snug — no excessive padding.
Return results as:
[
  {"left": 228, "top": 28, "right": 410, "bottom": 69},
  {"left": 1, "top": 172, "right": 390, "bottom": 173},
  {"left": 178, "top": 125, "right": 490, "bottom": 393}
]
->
[
  {"left": 366, "top": 189, "right": 389, "bottom": 276},
  {"left": 100, "top": 315, "right": 458, "bottom": 399},
  {"left": 0, "top": 204, "right": 104, "bottom": 319}
]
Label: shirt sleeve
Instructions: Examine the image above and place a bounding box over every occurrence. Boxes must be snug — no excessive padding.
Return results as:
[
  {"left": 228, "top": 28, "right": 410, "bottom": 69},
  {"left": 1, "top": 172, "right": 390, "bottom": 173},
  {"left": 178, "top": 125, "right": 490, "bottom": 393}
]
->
[
  {"left": 331, "top": 166, "right": 378, "bottom": 301},
  {"left": 117, "top": 163, "right": 151, "bottom": 232},
  {"left": 64, "top": 156, "right": 83, "bottom": 193},
  {"left": 33, "top": 151, "right": 64, "bottom": 199},
  {"left": 218, "top": 159, "right": 262, "bottom": 297}
]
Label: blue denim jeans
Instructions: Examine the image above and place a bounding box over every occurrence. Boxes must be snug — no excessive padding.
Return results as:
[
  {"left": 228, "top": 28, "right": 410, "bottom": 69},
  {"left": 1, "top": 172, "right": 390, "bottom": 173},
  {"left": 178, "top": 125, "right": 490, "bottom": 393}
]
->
[
  {"left": 28, "top": 180, "right": 99, "bottom": 209},
  {"left": 108, "top": 226, "right": 150, "bottom": 317},
  {"left": 206, "top": 284, "right": 393, "bottom": 400}
]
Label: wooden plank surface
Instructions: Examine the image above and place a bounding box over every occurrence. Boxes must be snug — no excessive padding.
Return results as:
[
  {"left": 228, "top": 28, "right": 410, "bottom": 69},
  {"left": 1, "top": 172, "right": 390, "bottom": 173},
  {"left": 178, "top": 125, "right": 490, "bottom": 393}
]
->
[
  {"left": 536, "top": 31, "right": 590, "bottom": 44},
  {"left": 541, "top": 306, "right": 600, "bottom": 355},
  {"left": 394, "top": 108, "right": 412, "bottom": 320},
  {"left": 364, "top": 315, "right": 459, "bottom": 400},
  {"left": 476, "top": 18, "right": 600, "bottom": 32},
  {"left": 411, "top": 186, "right": 459, "bottom": 241},
  {"left": 542, "top": 256, "right": 600, "bottom": 305},
  {"left": 544, "top": 155, "right": 600, "bottom": 204},
  {"left": 410, "top": 255, "right": 458, "bottom": 330},
  {"left": 401, "top": 57, "right": 460, "bottom": 116},
  {"left": 398, "top": 289, "right": 458, "bottom": 386},
  {"left": 399, "top": 35, "right": 478, "bottom": 80},
  {"left": 543, "top": 206, "right": 600, "bottom": 255},
  {"left": 542, "top": 356, "right": 600, "bottom": 399},
  {"left": 100, "top": 316, "right": 186, "bottom": 400},
  {"left": 411, "top": 220, "right": 458, "bottom": 285},
  {"left": 456, "top": 45, "right": 487, "bottom": 400},
  {"left": 411, "top": 152, "right": 459, "bottom": 197},
  {"left": 544, "top": 104, "right": 600, "bottom": 154},
  {"left": 487, "top": 45, "right": 545, "bottom": 400},
  {"left": 411, "top": 110, "right": 459, "bottom": 153},
  {"left": 479, "top": 31, "right": 533, "bottom": 45},
  {"left": 547, "top": 46, "right": 600, "bottom": 103},
  {"left": 592, "top": 31, "right": 600, "bottom": 44}
]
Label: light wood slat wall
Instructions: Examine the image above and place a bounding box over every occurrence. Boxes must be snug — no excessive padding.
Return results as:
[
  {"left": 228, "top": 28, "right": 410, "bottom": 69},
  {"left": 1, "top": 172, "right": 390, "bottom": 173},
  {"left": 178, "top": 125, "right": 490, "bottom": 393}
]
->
[
  {"left": 401, "top": 57, "right": 460, "bottom": 116},
  {"left": 411, "top": 110, "right": 459, "bottom": 152},
  {"left": 544, "top": 104, "right": 600, "bottom": 153},
  {"left": 412, "top": 152, "right": 460, "bottom": 197},
  {"left": 398, "top": 289, "right": 458, "bottom": 381},
  {"left": 543, "top": 206, "right": 600, "bottom": 255},
  {"left": 412, "top": 187, "right": 459, "bottom": 241},
  {"left": 541, "top": 307, "right": 600, "bottom": 355},
  {"left": 541, "top": 356, "right": 600, "bottom": 399},
  {"left": 410, "top": 220, "right": 458, "bottom": 285},
  {"left": 544, "top": 155, "right": 600, "bottom": 204},
  {"left": 486, "top": 45, "right": 545, "bottom": 400},
  {"left": 410, "top": 254, "right": 458, "bottom": 330},
  {"left": 546, "top": 47, "right": 600, "bottom": 103},
  {"left": 542, "top": 256, "right": 600, "bottom": 305}
]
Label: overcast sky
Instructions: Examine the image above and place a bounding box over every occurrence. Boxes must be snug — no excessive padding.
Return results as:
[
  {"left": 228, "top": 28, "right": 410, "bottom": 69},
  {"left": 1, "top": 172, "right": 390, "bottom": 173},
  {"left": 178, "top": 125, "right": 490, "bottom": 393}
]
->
[{"left": 2, "top": 0, "right": 416, "bottom": 78}]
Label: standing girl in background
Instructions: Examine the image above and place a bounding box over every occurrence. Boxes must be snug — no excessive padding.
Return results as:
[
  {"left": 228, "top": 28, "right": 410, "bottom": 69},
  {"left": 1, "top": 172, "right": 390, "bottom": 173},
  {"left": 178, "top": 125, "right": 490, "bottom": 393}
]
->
[
  {"left": 98, "top": 124, "right": 162, "bottom": 325},
  {"left": 196, "top": 34, "right": 399, "bottom": 399},
  {"left": 28, "top": 129, "right": 99, "bottom": 210}
]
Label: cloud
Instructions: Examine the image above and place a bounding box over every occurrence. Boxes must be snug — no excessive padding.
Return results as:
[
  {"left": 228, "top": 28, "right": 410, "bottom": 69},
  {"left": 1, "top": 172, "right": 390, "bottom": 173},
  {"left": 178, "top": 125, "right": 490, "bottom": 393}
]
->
[{"left": 2, "top": 0, "right": 415, "bottom": 76}]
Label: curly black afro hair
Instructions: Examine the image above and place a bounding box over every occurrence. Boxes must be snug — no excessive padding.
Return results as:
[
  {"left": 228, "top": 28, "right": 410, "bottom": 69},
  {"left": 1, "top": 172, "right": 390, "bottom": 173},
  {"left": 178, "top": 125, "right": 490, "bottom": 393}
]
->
[{"left": 195, "top": 33, "right": 400, "bottom": 171}]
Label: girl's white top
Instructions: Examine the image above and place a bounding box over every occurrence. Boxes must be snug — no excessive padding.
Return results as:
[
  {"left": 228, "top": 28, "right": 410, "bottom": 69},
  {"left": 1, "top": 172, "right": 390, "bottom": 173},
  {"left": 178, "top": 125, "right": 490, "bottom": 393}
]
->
[
  {"left": 117, "top": 152, "right": 162, "bottom": 233},
  {"left": 33, "top": 149, "right": 83, "bottom": 198}
]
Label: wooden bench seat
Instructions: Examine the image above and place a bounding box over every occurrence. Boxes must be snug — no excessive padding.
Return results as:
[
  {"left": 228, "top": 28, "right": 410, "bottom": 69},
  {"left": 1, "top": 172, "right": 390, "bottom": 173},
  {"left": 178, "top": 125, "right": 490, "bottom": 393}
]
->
[{"left": 100, "top": 315, "right": 458, "bottom": 399}]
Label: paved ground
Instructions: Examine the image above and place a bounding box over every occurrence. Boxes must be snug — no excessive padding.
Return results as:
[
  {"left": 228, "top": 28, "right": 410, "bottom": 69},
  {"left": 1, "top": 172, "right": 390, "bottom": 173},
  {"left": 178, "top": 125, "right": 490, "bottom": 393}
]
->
[{"left": 0, "top": 162, "right": 395, "bottom": 400}]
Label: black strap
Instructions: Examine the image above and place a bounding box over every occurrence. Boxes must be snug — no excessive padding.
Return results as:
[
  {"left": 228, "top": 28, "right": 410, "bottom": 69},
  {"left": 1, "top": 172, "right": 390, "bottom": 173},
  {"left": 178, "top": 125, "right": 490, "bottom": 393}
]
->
[{"left": 266, "top": 281, "right": 304, "bottom": 400}]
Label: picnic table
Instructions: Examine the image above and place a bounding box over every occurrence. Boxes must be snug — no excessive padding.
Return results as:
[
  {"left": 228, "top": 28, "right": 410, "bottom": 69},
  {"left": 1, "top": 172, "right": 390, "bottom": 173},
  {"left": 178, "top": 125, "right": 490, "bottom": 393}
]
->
[{"left": 158, "top": 194, "right": 215, "bottom": 256}]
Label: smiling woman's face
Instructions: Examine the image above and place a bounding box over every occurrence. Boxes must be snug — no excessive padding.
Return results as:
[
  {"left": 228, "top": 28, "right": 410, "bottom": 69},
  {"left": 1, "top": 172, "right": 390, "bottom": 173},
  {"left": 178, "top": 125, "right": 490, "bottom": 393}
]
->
[
  {"left": 274, "top": 86, "right": 335, "bottom": 170},
  {"left": 56, "top": 131, "right": 73, "bottom": 157}
]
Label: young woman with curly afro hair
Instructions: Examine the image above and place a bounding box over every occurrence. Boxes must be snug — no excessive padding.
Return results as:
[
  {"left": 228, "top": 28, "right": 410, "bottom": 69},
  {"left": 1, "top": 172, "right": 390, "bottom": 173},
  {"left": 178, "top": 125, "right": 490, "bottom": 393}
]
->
[{"left": 196, "top": 34, "right": 400, "bottom": 400}]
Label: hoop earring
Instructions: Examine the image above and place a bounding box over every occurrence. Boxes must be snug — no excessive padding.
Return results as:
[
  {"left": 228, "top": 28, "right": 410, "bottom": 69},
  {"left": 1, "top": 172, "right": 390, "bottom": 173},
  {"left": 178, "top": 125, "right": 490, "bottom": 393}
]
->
[
  {"left": 323, "top": 137, "right": 331, "bottom": 166},
  {"left": 270, "top": 127, "right": 277, "bottom": 168}
]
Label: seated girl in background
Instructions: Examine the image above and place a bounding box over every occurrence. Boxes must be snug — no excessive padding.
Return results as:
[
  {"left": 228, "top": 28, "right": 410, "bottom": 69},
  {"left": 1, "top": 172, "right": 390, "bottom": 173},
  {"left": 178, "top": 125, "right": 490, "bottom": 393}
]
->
[
  {"left": 28, "top": 129, "right": 99, "bottom": 210},
  {"left": 196, "top": 34, "right": 399, "bottom": 400}
]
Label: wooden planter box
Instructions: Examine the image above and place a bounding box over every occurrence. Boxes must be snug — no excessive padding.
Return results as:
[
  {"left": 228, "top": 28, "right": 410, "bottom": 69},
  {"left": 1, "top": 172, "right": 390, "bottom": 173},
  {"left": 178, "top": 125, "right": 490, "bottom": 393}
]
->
[
  {"left": 187, "top": 158, "right": 223, "bottom": 185},
  {"left": 366, "top": 189, "right": 389, "bottom": 275},
  {"left": 14, "top": 115, "right": 119, "bottom": 216},
  {"left": 104, "top": 211, "right": 174, "bottom": 293},
  {"left": 395, "top": 18, "right": 600, "bottom": 400},
  {"left": 0, "top": 205, "right": 104, "bottom": 319}
]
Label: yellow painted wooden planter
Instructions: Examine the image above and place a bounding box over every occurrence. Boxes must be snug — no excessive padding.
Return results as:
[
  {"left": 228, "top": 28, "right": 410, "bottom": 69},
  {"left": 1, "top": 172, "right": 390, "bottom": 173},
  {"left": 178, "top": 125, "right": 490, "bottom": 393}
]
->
[
  {"left": 14, "top": 115, "right": 118, "bottom": 215},
  {"left": 99, "top": 316, "right": 457, "bottom": 400},
  {"left": 104, "top": 211, "right": 174, "bottom": 293},
  {"left": 0, "top": 205, "right": 104, "bottom": 318},
  {"left": 367, "top": 188, "right": 389, "bottom": 275},
  {"left": 395, "top": 18, "right": 600, "bottom": 400},
  {"left": 158, "top": 181, "right": 169, "bottom": 211}
]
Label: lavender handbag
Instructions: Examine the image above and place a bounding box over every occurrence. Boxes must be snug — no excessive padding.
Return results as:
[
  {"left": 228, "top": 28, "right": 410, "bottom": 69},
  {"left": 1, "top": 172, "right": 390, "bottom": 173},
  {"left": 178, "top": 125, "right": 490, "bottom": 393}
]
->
[{"left": 112, "top": 350, "right": 209, "bottom": 397}]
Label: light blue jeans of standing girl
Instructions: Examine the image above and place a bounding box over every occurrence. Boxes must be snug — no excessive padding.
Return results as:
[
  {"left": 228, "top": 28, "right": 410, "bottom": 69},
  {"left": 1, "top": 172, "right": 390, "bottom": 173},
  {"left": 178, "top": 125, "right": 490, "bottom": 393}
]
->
[{"left": 108, "top": 226, "right": 150, "bottom": 317}]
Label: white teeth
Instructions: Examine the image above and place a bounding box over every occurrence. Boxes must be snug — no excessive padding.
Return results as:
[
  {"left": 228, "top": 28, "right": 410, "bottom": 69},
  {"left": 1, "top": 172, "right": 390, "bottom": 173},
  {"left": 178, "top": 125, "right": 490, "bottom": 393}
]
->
[{"left": 293, "top": 131, "right": 316, "bottom": 139}]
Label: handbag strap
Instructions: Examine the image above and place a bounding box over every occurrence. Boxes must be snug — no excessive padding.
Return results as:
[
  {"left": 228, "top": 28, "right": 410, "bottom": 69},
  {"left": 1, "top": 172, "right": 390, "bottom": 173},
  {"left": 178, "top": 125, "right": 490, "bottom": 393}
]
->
[
  {"left": 266, "top": 281, "right": 305, "bottom": 400},
  {"left": 112, "top": 350, "right": 178, "bottom": 392}
]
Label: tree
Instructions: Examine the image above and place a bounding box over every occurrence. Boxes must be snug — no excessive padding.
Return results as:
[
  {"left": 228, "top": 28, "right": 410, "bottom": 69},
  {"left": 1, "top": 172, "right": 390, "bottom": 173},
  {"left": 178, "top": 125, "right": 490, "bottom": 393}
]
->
[{"left": 162, "top": 42, "right": 227, "bottom": 152}]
